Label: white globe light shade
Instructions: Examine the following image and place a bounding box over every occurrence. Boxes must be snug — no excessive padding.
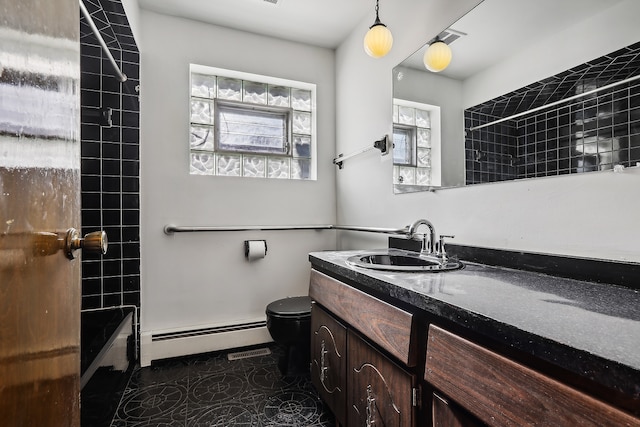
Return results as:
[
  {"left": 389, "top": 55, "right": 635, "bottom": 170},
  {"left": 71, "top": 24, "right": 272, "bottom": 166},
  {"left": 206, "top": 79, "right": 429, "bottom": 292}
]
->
[
  {"left": 423, "top": 41, "right": 452, "bottom": 72},
  {"left": 364, "top": 24, "right": 393, "bottom": 58}
]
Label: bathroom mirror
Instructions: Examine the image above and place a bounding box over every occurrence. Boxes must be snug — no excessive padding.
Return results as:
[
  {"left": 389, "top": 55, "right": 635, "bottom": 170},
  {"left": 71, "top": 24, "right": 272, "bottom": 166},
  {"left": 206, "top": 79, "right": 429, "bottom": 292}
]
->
[{"left": 392, "top": 0, "right": 640, "bottom": 193}]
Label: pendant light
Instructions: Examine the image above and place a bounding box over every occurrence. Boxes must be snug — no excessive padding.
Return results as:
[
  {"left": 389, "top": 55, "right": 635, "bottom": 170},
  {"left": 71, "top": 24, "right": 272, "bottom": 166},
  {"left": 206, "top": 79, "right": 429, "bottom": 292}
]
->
[
  {"left": 364, "top": 0, "right": 393, "bottom": 58},
  {"left": 423, "top": 39, "right": 452, "bottom": 72}
]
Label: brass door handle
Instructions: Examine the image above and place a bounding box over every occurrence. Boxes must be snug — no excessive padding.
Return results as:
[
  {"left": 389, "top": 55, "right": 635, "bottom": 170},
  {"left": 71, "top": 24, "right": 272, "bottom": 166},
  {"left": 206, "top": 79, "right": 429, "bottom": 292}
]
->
[
  {"left": 1, "top": 229, "right": 107, "bottom": 260},
  {"left": 64, "top": 228, "right": 108, "bottom": 259}
]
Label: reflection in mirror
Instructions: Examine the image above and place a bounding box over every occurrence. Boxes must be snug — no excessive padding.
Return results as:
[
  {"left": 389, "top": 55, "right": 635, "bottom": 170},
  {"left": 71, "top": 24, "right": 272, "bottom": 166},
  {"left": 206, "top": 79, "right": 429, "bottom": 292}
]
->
[
  {"left": 392, "top": 0, "right": 640, "bottom": 193},
  {"left": 392, "top": 99, "right": 441, "bottom": 189}
]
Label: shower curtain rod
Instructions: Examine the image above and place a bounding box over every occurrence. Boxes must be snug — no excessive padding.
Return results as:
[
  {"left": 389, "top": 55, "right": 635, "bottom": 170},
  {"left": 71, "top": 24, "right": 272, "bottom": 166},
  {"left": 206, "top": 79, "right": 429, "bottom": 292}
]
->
[
  {"left": 79, "top": 0, "right": 127, "bottom": 82},
  {"left": 468, "top": 73, "right": 640, "bottom": 132}
]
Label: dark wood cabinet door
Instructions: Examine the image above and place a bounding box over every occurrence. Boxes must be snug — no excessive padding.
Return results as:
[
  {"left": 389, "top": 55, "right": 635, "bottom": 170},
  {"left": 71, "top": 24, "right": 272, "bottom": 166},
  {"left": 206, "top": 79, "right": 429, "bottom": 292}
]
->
[
  {"left": 432, "top": 393, "right": 484, "bottom": 427},
  {"left": 426, "top": 325, "right": 640, "bottom": 427},
  {"left": 309, "top": 269, "right": 416, "bottom": 366},
  {"left": 311, "top": 303, "right": 347, "bottom": 425},
  {"left": 348, "top": 330, "right": 416, "bottom": 427}
]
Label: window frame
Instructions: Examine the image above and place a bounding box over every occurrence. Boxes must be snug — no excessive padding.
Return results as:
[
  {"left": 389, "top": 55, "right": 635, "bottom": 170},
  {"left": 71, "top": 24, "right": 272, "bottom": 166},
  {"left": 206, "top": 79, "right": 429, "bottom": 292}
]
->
[
  {"left": 214, "top": 99, "right": 293, "bottom": 156},
  {"left": 392, "top": 124, "right": 417, "bottom": 166}
]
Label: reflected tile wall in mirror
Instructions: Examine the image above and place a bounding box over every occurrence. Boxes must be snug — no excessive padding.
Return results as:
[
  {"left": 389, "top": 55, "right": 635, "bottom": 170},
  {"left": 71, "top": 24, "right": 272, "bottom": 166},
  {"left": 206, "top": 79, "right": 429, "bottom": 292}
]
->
[{"left": 465, "top": 41, "right": 640, "bottom": 185}]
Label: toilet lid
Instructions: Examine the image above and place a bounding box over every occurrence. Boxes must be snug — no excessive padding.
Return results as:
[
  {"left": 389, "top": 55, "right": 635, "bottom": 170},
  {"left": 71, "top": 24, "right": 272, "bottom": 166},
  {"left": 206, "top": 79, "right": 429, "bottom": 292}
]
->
[{"left": 266, "top": 296, "right": 311, "bottom": 318}]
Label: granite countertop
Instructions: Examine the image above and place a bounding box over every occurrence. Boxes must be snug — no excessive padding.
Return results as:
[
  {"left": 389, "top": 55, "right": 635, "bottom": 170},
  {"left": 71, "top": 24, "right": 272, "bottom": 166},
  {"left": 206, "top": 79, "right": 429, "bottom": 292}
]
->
[{"left": 309, "top": 250, "right": 640, "bottom": 400}]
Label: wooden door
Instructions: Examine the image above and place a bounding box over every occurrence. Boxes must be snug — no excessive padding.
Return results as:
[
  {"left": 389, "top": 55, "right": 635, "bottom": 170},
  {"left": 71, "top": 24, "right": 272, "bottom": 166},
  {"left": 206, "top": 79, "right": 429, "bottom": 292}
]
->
[
  {"left": 348, "top": 330, "right": 416, "bottom": 427},
  {"left": 310, "top": 303, "right": 347, "bottom": 425},
  {"left": 0, "top": 0, "right": 81, "bottom": 425}
]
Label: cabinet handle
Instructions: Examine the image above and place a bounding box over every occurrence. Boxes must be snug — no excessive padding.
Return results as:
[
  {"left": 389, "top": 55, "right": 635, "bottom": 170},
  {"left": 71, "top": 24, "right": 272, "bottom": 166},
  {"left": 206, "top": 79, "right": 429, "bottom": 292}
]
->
[
  {"left": 320, "top": 340, "right": 328, "bottom": 382},
  {"left": 366, "top": 384, "right": 377, "bottom": 426},
  {"left": 313, "top": 326, "right": 341, "bottom": 394}
]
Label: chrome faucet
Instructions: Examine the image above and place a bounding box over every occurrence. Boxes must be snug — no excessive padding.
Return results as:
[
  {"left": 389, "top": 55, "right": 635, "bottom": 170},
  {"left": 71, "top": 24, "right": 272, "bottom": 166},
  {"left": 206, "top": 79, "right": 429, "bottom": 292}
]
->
[{"left": 408, "top": 219, "right": 436, "bottom": 255}]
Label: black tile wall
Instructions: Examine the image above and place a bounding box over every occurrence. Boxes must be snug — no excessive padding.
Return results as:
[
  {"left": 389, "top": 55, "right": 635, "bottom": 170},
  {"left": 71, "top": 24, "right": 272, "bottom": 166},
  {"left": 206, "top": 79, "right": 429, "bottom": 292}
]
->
[
  {"left": 465, "top": 41, "right": 640, "bottom": 185},
  {"left": 464, "top": 114, "right": 518, "bottom": 184},
  {"left": 80, "top": 0, "right": 140, "bottom": 313}
]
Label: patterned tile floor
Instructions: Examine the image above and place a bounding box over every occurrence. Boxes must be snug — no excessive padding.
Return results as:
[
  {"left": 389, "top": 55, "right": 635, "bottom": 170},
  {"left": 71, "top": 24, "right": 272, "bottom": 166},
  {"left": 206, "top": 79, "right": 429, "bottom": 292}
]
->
[{"left": 110, "top": 344, "right": 335, "bottom": 426}]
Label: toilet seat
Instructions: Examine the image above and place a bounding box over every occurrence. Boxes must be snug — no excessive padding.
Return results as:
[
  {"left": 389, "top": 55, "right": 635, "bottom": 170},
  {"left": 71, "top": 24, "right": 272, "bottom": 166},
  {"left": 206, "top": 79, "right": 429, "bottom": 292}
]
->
[{"left": 266, "top": 296, "right": 311, "bottom": 319}]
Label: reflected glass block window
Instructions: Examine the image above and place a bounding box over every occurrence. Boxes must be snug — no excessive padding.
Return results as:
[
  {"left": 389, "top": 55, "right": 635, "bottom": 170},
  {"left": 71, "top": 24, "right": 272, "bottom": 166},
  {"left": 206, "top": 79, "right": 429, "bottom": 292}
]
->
[
  {"left": 393, "top": 100, "right": 433, "bottom": 187},
  {"left": 398, "top": 106, "right": 415, "bottom": 125},
  {"left": 416, "top": 168, "right": 431, "bottom": 186},
  {"left": 417, "top": 128, "right": 431, "bottom": 148},
  {"left": 417, "top": 148, "right": 431, "bottom": 167},
  {"left": 395, "top": 166, "right": 415, "bottom": 185},
  {"left": 189, "top": 65, "right": 316, "bottom": 180}
]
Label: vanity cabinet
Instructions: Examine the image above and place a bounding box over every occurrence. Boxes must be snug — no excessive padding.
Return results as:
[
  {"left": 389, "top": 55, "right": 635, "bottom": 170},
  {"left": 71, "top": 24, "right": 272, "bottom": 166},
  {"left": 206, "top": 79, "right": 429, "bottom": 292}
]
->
[
  {"left": 309, "top": 250, "right": 640, "bottom": 427},
  {"left": 309, "top": 269, "right": 419, "bottom": 427},
  {"left": 431, "top": 392, "right": 482, "bottom": 427},
  {"left": 310, "top": 303, "right": 347, "bottom": 424},
  {"left": 348, "top": 329, "right": 417, "bottom": 427},
  {"left": 425, "top": 324, "right": 640, "bottom": 427}
]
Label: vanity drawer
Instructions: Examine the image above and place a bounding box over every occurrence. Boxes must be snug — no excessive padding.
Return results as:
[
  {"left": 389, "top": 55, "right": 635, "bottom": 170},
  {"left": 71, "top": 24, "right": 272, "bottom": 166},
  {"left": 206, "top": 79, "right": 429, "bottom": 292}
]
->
[
  {"left": 425, "top": 324, "right": 640, "bottom": 426},
  {"left": 309, "top": 269, "right": 416, "bottom": 367}
]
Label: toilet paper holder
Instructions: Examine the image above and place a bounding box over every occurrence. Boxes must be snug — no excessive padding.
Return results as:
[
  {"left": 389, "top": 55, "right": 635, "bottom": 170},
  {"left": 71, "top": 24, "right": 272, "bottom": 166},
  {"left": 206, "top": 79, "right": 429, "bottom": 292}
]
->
[{"left": 244, "top": 240, "right": 267, "bottom": 259}]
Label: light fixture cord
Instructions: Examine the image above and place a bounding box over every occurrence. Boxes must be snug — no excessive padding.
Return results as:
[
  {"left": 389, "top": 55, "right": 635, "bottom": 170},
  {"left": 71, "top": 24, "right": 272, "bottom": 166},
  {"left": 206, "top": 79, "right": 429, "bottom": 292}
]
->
[{"left": 372, "top": 0, "right": 383, "bottom": 26}]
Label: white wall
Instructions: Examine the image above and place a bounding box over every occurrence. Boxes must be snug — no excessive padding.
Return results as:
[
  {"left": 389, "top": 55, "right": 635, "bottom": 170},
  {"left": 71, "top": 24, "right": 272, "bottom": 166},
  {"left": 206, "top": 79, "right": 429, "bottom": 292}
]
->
[
  {"left": 335, "top": 0, "right": 640, "bottom": 263},
  {"left": 121, "top": 0, "right": 141, "bottom": 46},
  {"left": 139, "top": 10, "right": 337, "bottom": 338}
]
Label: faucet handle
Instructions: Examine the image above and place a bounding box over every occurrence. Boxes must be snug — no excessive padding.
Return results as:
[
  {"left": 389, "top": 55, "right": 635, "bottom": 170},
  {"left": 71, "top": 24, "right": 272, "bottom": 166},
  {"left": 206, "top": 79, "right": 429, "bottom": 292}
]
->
[{"left": 437, "top": 235, "right": 455, "bottom": 258}]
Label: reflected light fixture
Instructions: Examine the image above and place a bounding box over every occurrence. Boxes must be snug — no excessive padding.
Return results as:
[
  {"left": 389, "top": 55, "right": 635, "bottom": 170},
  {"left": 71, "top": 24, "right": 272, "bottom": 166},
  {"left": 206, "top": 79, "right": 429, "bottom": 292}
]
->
[
  {"left": 364, "top": 0, "right": 393, "bottom": 58},
  {"left": 423, "top": 39, "right": 452, "bottom": 72}
]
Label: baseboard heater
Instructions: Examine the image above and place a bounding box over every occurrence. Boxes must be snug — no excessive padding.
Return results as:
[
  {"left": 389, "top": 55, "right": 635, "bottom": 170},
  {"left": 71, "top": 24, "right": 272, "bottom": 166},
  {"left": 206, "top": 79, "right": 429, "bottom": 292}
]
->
[{"left": 141, "top": 319, "right": 272, "bottom": 366}]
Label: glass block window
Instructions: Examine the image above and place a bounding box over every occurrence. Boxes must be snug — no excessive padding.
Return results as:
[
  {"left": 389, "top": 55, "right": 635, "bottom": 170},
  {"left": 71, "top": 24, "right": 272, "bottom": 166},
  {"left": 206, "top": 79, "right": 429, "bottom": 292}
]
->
[
  {"left": 393, "top": 101, "right": 433, "bottom": 187},
  {"left": 189, "top": 65, "right": 316, "bottom": 180}
]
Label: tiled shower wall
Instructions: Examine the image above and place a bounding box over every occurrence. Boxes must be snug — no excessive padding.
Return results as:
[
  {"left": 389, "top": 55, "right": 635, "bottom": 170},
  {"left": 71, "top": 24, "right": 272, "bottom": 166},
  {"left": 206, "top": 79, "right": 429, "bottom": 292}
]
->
[
  {"left": 465, "top": 41, "right": 640, "bottom": 185},
  {"left": 80, "top": 0, "right": 140, "bottom": 311}
]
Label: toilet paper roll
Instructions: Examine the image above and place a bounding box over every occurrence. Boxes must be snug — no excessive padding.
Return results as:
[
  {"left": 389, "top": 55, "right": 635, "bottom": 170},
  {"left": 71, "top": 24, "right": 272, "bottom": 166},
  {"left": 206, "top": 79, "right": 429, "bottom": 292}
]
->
[{"left": 244, "top": 240, "right": 267, "bottom": 261}]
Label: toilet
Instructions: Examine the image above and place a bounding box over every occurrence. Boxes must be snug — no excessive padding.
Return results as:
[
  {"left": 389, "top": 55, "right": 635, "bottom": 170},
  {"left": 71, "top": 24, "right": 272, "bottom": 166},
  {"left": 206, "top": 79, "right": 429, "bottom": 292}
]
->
[{"left": 265, "top": 296, "right": 312, "bottom": 376}]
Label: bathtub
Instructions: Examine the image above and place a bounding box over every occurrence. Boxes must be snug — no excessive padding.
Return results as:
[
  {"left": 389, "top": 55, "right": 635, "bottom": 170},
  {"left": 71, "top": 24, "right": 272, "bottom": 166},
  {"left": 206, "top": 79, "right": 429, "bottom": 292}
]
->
[{"left": 81, "top": 307, "right": 136, "bottom": 427}]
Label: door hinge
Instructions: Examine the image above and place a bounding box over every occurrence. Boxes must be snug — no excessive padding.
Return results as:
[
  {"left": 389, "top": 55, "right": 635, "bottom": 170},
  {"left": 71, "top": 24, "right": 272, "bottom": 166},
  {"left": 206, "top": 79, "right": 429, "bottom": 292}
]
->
[{"left": 412, "top": 386, "right": 421, "bottom": 407}]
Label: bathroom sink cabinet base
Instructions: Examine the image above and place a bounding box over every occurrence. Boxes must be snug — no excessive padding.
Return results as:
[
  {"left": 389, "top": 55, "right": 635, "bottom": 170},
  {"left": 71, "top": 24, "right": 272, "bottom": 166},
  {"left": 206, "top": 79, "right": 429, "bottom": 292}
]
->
[
  {"left": 310, "top": 269, "right": 418, "bottom": 427},
  {"left": 308, "top": 266, "right": 640, "bottom": 427}
]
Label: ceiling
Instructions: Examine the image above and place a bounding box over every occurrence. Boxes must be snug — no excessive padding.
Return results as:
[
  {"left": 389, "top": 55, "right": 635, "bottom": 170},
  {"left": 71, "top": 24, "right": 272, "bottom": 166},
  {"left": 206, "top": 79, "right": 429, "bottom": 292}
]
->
[{"left": 138, "top": 0, "right": 373, "bottom": 49}]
